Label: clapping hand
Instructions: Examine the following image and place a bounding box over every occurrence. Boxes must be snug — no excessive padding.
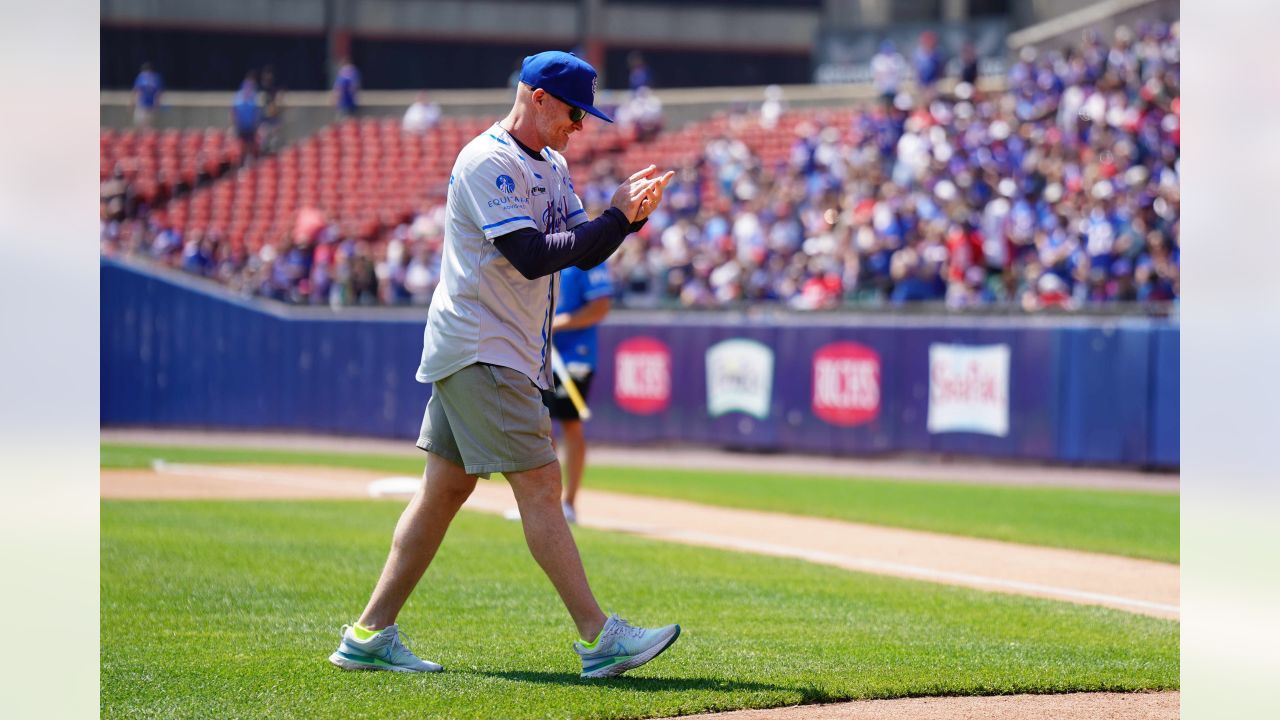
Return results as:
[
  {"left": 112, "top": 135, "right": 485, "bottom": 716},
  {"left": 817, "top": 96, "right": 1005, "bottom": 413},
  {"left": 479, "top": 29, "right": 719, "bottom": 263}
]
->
[{"left": 611, "top": 165, "right": 676, "bottom": 224}]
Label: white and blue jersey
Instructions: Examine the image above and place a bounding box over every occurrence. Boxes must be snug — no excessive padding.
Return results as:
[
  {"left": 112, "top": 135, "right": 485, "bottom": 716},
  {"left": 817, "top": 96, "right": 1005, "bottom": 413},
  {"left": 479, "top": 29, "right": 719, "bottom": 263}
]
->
[
  {"left": 553, "top": 265, "right": 614, "bottom": 370},
  {"left": 417, "top": 123, "right": 588, "bottom": 390}
]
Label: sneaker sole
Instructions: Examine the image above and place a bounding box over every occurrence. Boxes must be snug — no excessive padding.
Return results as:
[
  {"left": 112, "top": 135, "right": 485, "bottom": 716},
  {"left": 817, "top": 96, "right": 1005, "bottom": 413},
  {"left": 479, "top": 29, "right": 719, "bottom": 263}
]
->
[
  {"left": 328, "top": 651, "right": 442, "bottom": 673},
  {"left": 580, "top": 626, "right": 681, "bottom": 679}
]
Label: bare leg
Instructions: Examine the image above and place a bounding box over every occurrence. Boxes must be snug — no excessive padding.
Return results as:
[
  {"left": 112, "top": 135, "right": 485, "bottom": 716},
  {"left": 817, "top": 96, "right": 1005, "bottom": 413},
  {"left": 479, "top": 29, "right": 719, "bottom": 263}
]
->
[
  {"left": 358, "top": 452, "right": 477, "bottom": 629},
  {"left": 559, "top": 418, "right": 586, "bottom": 510},
  {"left": 506, "top": 459, "right": 607, "bottom": 641}
]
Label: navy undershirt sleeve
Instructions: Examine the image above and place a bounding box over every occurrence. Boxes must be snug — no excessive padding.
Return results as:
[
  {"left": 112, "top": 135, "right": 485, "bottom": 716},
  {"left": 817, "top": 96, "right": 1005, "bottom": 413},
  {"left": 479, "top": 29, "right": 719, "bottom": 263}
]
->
[
  {"left": 574, "top": 216, "right": 648, "bottom": 271},
  {"left": 493, "top": 208, "right": 636, "bottom": 279}
]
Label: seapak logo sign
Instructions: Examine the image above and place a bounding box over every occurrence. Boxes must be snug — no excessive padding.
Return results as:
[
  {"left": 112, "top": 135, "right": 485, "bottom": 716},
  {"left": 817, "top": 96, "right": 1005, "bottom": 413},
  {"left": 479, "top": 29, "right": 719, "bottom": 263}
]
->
[
  {"left": 613, "top": 337, "right": 671, "bottom": 415},
  {"left": 812, "top": 342, "right": 881, "bottom": 426},
  {"left": 706, "top": 339, "right": 774, "bottom": 419},
  {"left": 927, "top": 343, "right": 1011, "bottom": 437}
]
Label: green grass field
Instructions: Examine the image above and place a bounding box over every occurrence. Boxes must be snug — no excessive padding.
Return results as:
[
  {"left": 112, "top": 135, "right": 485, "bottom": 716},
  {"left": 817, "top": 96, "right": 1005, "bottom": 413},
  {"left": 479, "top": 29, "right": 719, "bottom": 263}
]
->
[
  {"left": 101, "top": 443, "right": 1179, "bottom": 562},
  {"left": 102, "top": 501, "right": 1178, "bottom": 719}
]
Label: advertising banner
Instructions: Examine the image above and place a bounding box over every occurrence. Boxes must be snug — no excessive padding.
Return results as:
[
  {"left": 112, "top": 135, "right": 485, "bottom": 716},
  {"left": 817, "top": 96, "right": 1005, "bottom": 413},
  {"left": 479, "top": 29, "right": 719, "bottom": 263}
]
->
[
  {"left": 927, "top": 343, "right": 1011, "bottom": 437},
  {"left": 706, "top": 338, "right": 775, "bottom": 420},
  {"left": 811, "top": 342, "right": 881, "bottom": 427},
  {"left": 103, "top": 260, "right": 1178, "bottom": 466},
  {"left": 612, "top": 336, "right": 672, "bottom": 415}
]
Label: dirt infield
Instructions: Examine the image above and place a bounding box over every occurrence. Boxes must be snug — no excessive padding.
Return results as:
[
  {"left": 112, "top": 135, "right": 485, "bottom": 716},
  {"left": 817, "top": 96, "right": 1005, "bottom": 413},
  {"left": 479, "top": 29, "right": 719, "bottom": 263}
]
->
[{"left": 100, "top": 434, "right": 1179, "bottom": 719}]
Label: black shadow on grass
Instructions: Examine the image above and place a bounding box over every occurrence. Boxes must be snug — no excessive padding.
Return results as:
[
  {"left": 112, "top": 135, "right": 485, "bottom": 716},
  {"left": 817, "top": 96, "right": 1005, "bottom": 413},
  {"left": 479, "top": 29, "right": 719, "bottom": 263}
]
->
[{"left": 472, "top": 670, "right": 836, "bottom": 699}]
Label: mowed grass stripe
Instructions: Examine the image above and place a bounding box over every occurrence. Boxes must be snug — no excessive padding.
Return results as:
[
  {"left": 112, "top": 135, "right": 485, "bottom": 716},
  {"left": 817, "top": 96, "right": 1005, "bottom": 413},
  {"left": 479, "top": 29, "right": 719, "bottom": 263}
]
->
[
  {"left": 101, "top": 501, "right": 1178, "bottom": 720},
  {"left": 101, "top": 444, "right": 1178, "bottom": 563},
  {"left": 586, "top": 466, "right": 1178, "bottom": 564},
  {"left": 101, "top": 443, "right": 421, "bottom": 475}
]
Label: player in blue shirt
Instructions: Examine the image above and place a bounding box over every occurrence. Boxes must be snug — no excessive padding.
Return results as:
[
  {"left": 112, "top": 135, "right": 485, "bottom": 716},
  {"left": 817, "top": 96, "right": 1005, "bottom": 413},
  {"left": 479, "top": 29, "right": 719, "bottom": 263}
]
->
[{"left": 550, "top": 264, "right": 614, "bottom": 523}]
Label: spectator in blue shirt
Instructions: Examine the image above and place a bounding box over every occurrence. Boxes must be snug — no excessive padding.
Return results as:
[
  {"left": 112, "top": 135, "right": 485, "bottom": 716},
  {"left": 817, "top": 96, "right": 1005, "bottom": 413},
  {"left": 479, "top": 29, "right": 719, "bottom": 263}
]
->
[
  {"left": 889, "top": 248, "right": 938, "bottom": 303},
  {"left": 333, "top": 58, "right": 361, "bottom": 119},
  {"left": 132, "top": 63, "right": 163, "bottom": 128},
  {"left": 913, "top": 31, "right": 945, "bottom": 89},
  {"left": 231, "top": 76, "right": 261, "bottom": 159},
  {"left": 548, "top": 264, "right": 614, "bottom": 524},
  {"left": 628, "top": 52, "right": 653, "bottom": 91}
]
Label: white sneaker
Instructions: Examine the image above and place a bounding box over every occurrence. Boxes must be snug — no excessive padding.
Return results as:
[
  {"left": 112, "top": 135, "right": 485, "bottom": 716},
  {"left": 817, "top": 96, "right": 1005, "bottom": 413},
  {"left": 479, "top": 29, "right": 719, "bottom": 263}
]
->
[
  {"left": 562, "top": 502, "right": 577, "bottom": 524},
  {"left": 574, "top": 614, "right": 681, "bottom": 678},
  {"left": 328, "top": 624, "right": 443, "bottom": 673}
]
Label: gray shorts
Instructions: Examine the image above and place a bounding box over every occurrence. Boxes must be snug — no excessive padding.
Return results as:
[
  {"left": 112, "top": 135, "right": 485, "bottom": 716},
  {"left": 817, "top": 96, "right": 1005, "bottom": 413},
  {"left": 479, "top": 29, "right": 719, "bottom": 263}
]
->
[{"left": 417, "top": 363, "right": 557, "bottom": 477}]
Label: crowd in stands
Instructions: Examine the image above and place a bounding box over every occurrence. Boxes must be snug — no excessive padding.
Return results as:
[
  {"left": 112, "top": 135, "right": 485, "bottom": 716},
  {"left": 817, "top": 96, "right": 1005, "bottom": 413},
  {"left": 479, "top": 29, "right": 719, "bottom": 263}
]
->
[
  {"left": 103, "top": 23, "right": 1179, "bottom": 312},
  {"left": 595, "top": 22, "right": 1180, "bottom": 311}
]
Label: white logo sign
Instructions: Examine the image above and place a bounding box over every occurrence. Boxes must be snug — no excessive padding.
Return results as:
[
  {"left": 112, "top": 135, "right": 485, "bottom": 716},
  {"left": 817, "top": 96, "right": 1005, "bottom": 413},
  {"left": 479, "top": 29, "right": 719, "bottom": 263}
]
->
[
  {"left": 706, "top": 339, "right": 775, "bottom": 419},
  {"left": 927, "top": 343, "right": 1011, "bottom": 437}
]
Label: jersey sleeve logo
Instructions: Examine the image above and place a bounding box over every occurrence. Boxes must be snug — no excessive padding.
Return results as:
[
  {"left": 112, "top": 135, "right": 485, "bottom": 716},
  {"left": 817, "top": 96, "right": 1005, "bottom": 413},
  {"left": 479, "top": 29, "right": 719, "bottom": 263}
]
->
[{"left": 496, "top": 175, "right": 516, "bottom": 194}]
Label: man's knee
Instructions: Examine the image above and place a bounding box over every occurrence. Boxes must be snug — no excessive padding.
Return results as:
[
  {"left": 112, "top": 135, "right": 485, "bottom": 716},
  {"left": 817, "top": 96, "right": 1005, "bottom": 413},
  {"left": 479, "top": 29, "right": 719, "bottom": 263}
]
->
[
  {"left": 508, "top": 462, "right": 563, "bottom": 504},
  {"left": 425, "top": 453, "right": 478, "bottom": 501},
  {"left": 432, "top": 479, "right": 477, "bottom": 507}
]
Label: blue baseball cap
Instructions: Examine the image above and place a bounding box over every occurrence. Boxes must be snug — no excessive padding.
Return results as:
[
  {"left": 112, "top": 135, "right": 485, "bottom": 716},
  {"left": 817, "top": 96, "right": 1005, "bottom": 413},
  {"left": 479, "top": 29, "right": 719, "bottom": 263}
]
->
[{"left": 519, "top": 50, "right": 613, "bottom": 123}]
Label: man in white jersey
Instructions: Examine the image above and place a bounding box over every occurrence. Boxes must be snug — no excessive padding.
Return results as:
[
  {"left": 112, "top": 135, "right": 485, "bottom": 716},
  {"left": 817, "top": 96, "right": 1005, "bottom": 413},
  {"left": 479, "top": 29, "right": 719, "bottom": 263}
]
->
[{"left": 329, "top": 51, "right": 680, "bottom": 679}]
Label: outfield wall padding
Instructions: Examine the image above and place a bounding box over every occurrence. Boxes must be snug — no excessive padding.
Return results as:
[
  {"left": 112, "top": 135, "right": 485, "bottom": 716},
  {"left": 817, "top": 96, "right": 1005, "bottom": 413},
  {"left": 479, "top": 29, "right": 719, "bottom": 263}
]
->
[{"left": 102, "top": 259, "right": 1179, "bottom": 467}]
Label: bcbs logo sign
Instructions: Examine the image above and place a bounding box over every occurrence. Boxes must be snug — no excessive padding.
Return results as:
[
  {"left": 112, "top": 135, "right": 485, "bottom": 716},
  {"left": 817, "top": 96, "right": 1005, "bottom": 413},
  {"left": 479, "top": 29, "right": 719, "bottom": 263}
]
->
[
  {"left": 927, "top": 343, "right": 1011, "bottom": 437},
  {"left": 613, "top": 337, "right": 671, "bottom": 415},
  {"left": 706, "top": 339, "right": 774, "bottom": 419},
  {"left": 811, "top": 342, "right": 881, "bottom": 426}
]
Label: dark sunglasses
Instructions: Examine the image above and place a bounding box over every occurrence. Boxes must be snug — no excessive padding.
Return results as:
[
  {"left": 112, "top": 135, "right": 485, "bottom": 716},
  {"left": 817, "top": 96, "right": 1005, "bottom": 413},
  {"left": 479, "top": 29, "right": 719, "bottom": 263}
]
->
[{"left": 542, "top": 90, "right": 587, "bottom": 123}]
